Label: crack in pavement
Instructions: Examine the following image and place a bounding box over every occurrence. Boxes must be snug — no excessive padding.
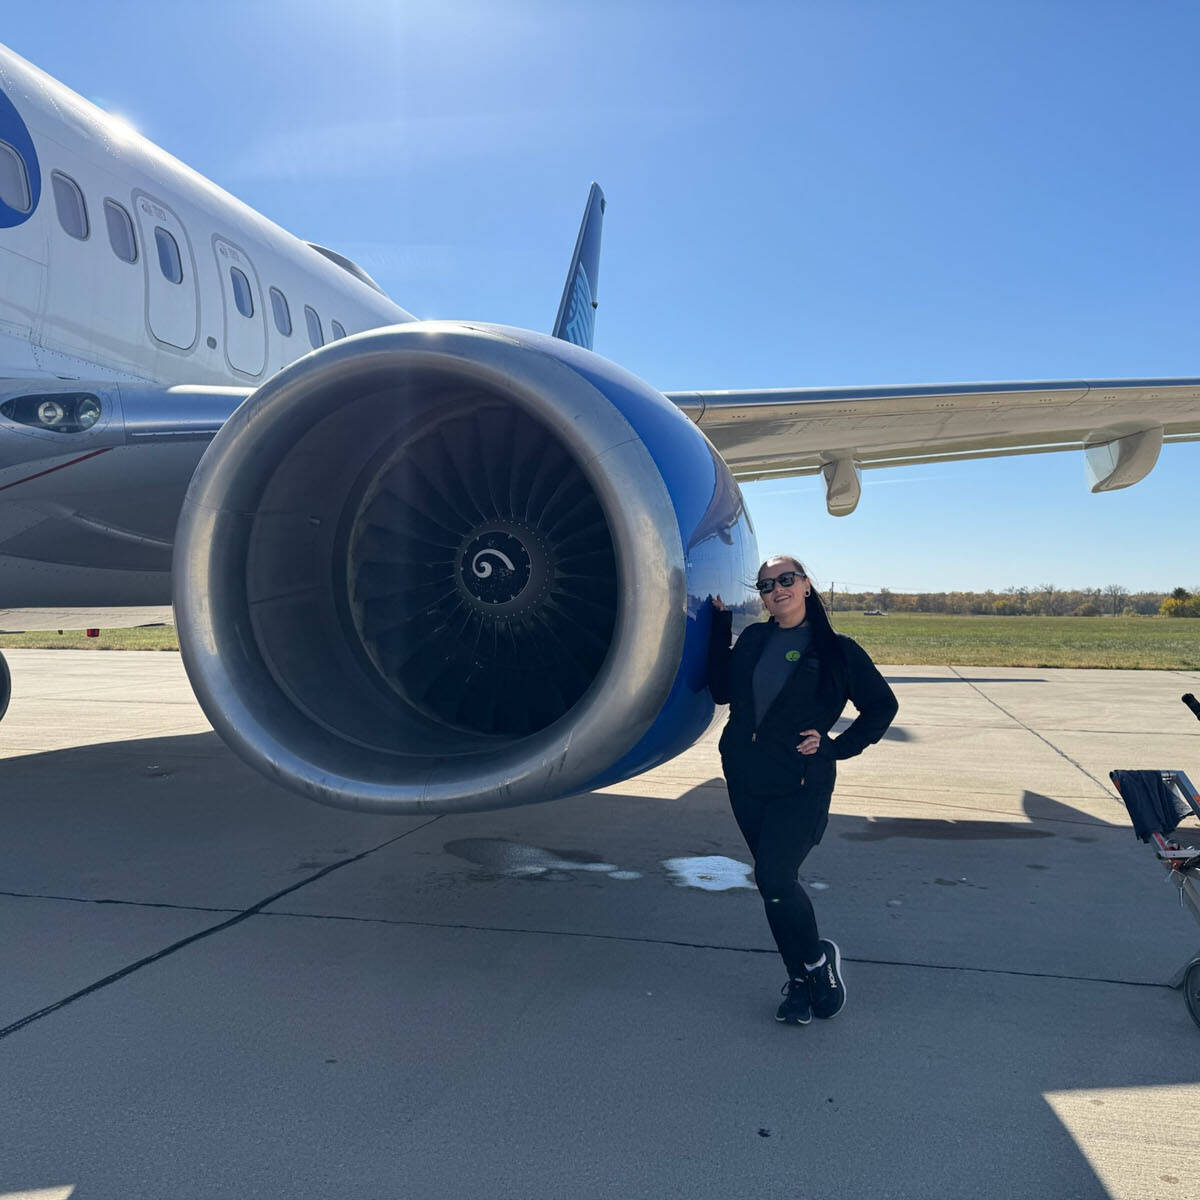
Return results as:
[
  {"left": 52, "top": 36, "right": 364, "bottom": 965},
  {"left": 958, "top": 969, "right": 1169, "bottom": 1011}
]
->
[
  {"left": 0, "top": 815, "right": 446, "bottom": 1043},
  {"left": 0, "top": 888, "right": 241, "bottom": 915},
  {"left": 949, "top": 666, "right": 1119, "bottom": 801},
  {"left": 259, "top": 906, "right": 1172, "bottom": 990},
  {"left": 9, "top": 883, "right": 1161, "bottom": 992},
  {"left": 0, "top": 832, "right": 1174, "bottom": 1043}
]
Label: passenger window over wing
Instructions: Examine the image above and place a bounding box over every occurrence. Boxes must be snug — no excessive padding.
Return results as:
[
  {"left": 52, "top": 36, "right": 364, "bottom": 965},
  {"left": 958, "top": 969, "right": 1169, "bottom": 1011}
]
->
[
  {"left": 154, "top": 226, "right": 183, "bottom": 284},
  {"left": 304, "top": 305, "right": 323, "bottom": 348},
  {"left": 104, "top": 199, "right": 137, "bottom": 263},
  {"left": 230, "top": 266, "right": 254, "bottom": 317},
  {"left": 330, "top": 319, "right": 346, "bottom": 341},
  {"left": 0, "top": 140, "right": 32, "bottom": 212},
  {"left": 270, "top": 286, "right": 292, "bottom": 336},
  {"left": 51, "top": 171, "right": 88, "bottom": 239}
]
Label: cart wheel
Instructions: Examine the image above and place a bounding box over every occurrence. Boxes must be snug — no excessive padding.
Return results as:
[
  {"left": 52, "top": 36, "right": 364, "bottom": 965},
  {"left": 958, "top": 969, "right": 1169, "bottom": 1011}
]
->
[{"left": 1187, "top": 962, "right": 1200, "bottom": 1032}]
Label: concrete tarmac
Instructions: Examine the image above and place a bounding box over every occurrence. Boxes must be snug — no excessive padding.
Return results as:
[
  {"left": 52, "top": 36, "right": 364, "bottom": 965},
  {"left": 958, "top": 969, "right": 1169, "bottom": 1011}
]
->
[
  {"left": 1, "top": 649, "right": 1199, "bottom": 1200},
  {"left": 0, "top": 607, "right": 173, "bottom": 632}
]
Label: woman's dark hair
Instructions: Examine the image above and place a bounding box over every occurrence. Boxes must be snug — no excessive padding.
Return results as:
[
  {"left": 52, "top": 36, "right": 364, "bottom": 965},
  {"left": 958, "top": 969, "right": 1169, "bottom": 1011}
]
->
[{"left": 757, "top": 555, "right": 847, "bottom": 685}]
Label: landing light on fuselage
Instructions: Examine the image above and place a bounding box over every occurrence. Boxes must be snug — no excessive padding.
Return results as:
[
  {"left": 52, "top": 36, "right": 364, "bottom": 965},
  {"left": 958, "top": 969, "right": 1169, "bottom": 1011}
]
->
[
  {"left": 36, "top": 400, "right": 64, "bottom": 426},
  {"left": 1, "top": 393, "right": 102, "bottom": 433}
]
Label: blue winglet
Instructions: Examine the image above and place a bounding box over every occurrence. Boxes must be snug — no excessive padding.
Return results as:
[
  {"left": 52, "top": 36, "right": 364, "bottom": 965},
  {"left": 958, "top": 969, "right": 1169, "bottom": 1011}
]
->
[{"left": 551, "top": 183, "right": 605, "bottom": 350}]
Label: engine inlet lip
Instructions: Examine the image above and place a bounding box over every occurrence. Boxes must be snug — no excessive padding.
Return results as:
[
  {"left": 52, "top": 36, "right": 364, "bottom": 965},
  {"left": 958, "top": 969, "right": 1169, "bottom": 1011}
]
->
[{"left": 173, "top": 322, "right": 687, "bottom": 813}]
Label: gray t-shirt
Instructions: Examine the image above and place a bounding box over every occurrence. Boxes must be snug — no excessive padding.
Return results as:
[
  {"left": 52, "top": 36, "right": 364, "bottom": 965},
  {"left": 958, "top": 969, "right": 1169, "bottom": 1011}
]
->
[{"left": 752, "top": 621, "right": 813, "bottom": 726}]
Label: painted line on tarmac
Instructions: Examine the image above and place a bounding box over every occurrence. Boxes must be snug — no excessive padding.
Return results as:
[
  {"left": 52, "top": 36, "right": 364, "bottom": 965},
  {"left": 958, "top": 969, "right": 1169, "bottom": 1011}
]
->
[
  {"left": 949, "top": 666, "right": 1119, "bottom": 801},
  {"left": 0, "top": 816, "right": 445, "bottom": 1043}
]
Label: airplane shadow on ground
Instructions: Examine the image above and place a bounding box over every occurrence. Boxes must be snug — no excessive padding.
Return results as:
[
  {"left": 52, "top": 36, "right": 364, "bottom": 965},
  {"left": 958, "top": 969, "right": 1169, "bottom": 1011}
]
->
[
  {"left": 0, "top": 732, "right": 1195, "bottom": 1200},
  {"left": 839, "top": 790, "right": 1125, "bottom": 841},
  {"left": 0, "top": 733, "right": 1142, "bottom": 888}
]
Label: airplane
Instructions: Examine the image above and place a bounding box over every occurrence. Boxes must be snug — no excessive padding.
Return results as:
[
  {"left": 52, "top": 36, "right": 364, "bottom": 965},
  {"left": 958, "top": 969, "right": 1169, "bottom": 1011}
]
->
[{"left": 1, "top": 42, "right": 1198, "bottom": 813}]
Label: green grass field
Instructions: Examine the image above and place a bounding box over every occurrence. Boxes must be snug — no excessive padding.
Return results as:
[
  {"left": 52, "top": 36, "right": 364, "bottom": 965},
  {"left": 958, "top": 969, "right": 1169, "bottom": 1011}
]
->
[
  {"left": 833, "top": 612, "right": 1200, "bottom": 669},
  {"left": 2, "top": 613, "right": 1198, "bottom": 669},
  {"left": 0, "top": 626, "right": 180, "bottom": 651}
]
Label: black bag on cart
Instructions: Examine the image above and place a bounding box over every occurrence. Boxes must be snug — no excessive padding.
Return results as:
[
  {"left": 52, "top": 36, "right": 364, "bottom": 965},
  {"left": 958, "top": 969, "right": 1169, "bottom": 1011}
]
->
[{"left": 1111, "top": 770, "right": 1194, "bottom": 843}]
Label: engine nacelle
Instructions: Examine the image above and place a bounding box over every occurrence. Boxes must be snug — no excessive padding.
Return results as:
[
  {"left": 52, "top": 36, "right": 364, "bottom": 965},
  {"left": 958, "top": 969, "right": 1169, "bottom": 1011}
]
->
[{"left": 173, "top": 322, "right": 757, "bottom": 813}]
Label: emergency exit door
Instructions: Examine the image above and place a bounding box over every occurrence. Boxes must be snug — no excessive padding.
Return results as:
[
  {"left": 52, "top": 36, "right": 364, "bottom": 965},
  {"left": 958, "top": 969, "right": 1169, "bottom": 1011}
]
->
[
  {"left": 134, "top": 192, "right": 198, "bottom": 351},
  {"left": 213, "top": 237, "right": 266, "bottom": 377}
]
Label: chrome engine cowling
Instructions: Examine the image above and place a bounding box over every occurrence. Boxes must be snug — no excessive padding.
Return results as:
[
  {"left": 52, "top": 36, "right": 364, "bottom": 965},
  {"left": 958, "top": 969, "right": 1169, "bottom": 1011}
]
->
[{"left": 173, "top": 322, "right": 757, "bottom": 813}]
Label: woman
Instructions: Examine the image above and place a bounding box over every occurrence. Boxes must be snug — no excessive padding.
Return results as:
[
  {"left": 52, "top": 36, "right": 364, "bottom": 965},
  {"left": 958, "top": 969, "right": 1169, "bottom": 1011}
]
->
[{"left": 708, "top": 557, "right": 897, "bottom": 1025}]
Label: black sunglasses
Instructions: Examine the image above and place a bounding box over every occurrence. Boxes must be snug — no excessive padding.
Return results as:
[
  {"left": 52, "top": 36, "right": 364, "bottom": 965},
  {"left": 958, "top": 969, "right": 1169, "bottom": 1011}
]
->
[{"left": 755, "top": 570, "right": 804, "bottom": 594}]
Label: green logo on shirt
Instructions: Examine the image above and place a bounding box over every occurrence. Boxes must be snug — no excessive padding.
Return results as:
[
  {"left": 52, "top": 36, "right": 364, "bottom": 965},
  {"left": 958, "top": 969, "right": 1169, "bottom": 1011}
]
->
[{"left": 785, "top": 649, "right": 802, "bottom": 662}]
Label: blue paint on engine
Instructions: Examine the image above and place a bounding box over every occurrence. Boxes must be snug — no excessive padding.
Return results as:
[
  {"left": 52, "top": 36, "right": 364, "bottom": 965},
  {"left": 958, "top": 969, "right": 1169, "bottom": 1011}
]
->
[{"left": 526, "top": 335, "right": 761, "bottom": 791}]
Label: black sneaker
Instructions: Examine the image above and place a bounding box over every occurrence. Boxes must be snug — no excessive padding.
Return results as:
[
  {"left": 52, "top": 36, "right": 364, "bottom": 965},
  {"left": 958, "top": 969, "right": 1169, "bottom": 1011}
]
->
[
  {"left": 775, "top": 977, "right": 812, "bottom": 1025},
  {"left": 807, "top": 938, "right": 846, "bottom": 1019}
]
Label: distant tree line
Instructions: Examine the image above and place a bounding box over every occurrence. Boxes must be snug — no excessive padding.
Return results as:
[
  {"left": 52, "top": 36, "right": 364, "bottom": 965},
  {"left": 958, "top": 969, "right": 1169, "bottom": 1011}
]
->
[
  {"left": 1161, "top": 587, "right": 1200, "bottom": 618},
  {"left": 824, "top": 584, "right": 1200, "bottom": 617}
]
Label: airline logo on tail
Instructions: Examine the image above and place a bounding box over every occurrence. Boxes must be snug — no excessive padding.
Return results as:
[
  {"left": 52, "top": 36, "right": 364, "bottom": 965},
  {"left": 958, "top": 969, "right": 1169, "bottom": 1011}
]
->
[{"left": 563, "top": 263, "right": 595, "bottom": 350}]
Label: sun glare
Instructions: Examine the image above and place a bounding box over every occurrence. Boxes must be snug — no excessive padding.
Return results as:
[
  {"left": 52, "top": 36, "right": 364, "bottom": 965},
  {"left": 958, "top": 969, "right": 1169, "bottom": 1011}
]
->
[
  {"left": 104, "top": 112, "right": 142, "bottom": 141},
  {"left": 0, "top": 1187, "right": 76, "bottom": 1200}
]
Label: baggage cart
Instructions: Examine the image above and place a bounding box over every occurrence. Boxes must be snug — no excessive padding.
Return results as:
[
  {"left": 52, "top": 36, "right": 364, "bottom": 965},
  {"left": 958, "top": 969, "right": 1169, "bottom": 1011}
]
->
[{"left": 1110, "top": 695, "right": 1200, "bottom": 1029}]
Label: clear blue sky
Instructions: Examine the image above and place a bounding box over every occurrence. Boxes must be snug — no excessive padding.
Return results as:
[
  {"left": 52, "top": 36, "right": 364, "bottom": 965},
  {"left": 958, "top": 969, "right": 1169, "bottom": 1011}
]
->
[{"left": 7, "top": 2, "right": 1198, "bottom": 592}]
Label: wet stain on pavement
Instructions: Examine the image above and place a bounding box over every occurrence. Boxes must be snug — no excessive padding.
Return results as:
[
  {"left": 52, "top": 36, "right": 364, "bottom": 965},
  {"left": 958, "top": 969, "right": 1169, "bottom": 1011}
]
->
[
  {"left": 443, "top": 838, "right": 641, "bottom": 881},
  {"left": 662, "top": 855, "right": 754, "bottom": 891}
]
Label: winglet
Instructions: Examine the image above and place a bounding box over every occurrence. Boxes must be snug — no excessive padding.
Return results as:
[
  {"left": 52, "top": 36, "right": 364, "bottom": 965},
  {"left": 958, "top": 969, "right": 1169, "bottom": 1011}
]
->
[{"left": 551, "top": 183, "right": 605, "bottom": 350}]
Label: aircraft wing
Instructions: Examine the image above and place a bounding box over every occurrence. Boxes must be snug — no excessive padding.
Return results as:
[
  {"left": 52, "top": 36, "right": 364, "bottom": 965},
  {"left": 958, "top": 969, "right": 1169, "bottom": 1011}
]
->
[{"left": 668, "top": 378, "right": 1200, "bottom": 514}]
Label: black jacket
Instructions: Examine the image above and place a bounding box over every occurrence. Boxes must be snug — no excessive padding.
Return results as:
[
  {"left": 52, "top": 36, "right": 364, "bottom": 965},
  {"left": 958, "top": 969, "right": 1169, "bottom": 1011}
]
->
[{"left": 708, "top": 608, "right": 898, "bottom": 799}]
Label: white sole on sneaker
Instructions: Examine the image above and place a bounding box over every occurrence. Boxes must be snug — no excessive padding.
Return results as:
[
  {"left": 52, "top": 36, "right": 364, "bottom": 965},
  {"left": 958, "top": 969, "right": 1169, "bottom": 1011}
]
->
[{"left": 775, "top": 1012, "right": 812, "bottom": 1026}]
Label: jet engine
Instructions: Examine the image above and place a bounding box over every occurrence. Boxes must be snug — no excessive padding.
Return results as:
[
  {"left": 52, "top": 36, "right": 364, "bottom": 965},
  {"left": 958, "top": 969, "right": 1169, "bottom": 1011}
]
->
[{"left": 173, "top": 323, "right": 757, "bottom": 813}]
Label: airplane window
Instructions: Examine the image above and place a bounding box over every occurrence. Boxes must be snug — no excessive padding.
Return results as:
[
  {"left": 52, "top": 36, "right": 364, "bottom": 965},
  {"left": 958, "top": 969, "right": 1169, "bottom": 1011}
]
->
[
  {"left": 51, "top": 171, "right": 88, "bottom": 240},
  {"left": 330, "top": 320, "right": 346, "bottom": 341},
  {"left": 269, "top": 287, "right": 292, "bottom": 336},
  {"left": 103, "top": 199, "right": 137, "bottom": 263},
  {"left": 0, "top": 140, "right": 32, "bottom": 213},
  {"left": 304, "top": 305, "right": 323, "bottom": 348},
  {"left": 230, "top": 266, "right": 254, "bottom": 318},
  {"left": 154, "top": 226, "right": 183, "bottom": 284}
]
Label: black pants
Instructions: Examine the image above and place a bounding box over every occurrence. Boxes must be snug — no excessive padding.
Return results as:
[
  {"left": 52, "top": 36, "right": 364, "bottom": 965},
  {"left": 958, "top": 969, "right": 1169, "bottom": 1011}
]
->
[{"left": 729, "top": 783, "right": 830, "bottom": 976}]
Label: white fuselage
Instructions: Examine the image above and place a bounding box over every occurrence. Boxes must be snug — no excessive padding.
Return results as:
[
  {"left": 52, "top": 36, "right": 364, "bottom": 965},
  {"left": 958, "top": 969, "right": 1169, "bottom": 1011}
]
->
[
  {"left": 0, "top": 44, "right": 416, "bottom": 609},
  {"left": 0, "top": 43, "right": 413, "bottom": 390}
]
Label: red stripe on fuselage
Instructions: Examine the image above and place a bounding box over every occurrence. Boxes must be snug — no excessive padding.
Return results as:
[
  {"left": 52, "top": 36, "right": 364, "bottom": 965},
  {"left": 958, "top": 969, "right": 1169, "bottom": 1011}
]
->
[{"left": 0, "top": 447, "right": 112, "bottom": 492}]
